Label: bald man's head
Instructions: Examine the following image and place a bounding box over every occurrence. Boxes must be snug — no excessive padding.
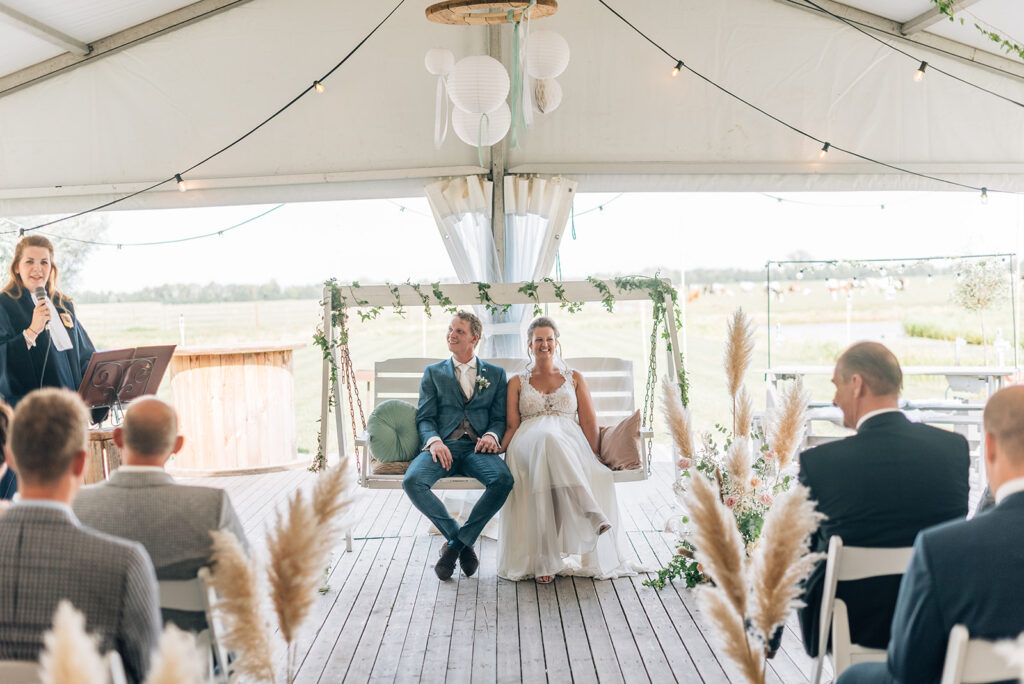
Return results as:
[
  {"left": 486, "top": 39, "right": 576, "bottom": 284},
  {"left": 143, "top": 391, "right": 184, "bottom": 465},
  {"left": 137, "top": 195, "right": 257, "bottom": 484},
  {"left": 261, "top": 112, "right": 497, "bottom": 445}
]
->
[
  {"left": 984, "top": 386, "right": 1024, "bottom": 468},
  {"left": 120, "top": 396, "right": 180, "bottom": 460}
]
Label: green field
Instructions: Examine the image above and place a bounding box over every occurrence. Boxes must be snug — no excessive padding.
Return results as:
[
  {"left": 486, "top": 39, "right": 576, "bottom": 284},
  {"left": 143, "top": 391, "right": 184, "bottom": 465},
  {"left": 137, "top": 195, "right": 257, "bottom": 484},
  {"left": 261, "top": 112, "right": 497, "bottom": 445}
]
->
[{"left": 76, "top": 274, "right": 1018, "bottom": 460}]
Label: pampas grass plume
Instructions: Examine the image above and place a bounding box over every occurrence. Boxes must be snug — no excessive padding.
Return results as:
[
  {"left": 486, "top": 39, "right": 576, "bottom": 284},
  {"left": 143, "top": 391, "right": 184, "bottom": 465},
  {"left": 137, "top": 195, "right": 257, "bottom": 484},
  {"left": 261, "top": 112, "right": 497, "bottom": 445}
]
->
[
  {"left": 725, "top": 308, "right": 755, "bottom": 399},
  {"left": 208, "top": 530, "right": 275, "bottom": 682},
  {"left": 734, "top": 387, "right": 753, "bottom": 438},
  {"left": 698, "top": 589, "right": 764, "bottom": 684},
  {"left": 725, "top": 438, "right": 753, "bottom": 496},
  {"left": 144, "top": 625, "right": 209, "bottom": 684},
  {"left": 267, "top": 489, "right": 322, "bottom": 645},
  {"left": 685, "top": 470, "right": 748, "bottom": 617},
  {"left": 770, "top": 380, "right": 809, "bottom": 470},
  {"left": 39, "top": 600, "right": 106, "bottom": 684},
  {"left": 747, "top": 484, "right": 826, "bottom": 643},
  {"left": 662, "top": 378, "right": 695, "bottom": 461}
]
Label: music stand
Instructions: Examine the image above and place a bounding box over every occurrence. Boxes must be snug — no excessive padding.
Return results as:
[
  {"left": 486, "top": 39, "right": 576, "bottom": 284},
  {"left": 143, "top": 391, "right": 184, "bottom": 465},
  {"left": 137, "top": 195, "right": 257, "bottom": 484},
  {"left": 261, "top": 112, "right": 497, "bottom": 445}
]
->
[{"left": 78, "top": 345, "right": 176, "bottom": 424}]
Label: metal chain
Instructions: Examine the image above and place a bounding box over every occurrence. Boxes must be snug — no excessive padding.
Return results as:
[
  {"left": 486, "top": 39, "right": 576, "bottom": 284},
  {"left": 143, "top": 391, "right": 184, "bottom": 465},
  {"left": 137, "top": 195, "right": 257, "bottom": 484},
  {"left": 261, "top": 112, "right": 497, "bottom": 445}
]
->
[
  {"left": 338, "top": 342, "right": 367, "bottom": 470},
  {"left": 640, "top": 309, "right": 661, "bottom": 471}
]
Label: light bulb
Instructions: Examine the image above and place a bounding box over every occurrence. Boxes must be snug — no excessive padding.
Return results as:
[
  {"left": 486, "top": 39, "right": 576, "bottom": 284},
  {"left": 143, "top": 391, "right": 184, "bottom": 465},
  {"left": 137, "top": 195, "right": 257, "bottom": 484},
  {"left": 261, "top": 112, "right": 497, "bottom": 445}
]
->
[
  {"left": 914, "top": 61, "right": 927, "bottom": 82},
  {"left": 175, "top": 173, "right": 186, "bottom": 192},
  {"left": 819, "top": 142, "right": 830, "bottom": 159},
  {"left": 672, "top": 61, "right": 682, "bottom": 77},
  {"left": 981, "top": 187, "right": 989, "bottom": 205},
  {"left": 314, "top": 80, "right": 325, "bottom": 94}
]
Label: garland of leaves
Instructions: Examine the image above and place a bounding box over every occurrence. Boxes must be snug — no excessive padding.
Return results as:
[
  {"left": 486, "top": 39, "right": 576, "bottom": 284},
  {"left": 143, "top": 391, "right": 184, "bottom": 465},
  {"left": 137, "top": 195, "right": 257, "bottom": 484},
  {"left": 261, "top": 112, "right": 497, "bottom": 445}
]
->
[
  {"left": 310, "top": 276, "right": 689, "bottom": 470},
  {"left": 928, "top": 0, "right": 1024, "bottom": 61}
]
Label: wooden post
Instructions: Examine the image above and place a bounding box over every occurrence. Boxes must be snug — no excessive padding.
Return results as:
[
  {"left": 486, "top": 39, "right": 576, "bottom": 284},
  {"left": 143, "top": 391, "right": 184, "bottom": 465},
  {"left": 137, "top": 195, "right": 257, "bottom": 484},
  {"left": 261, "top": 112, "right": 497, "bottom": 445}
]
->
[
  {"left": 488, "top": 24, "right": 506, "bottom": 280},
  {"left": 319, "top": 285, "right": 331, "bottom": 468}
]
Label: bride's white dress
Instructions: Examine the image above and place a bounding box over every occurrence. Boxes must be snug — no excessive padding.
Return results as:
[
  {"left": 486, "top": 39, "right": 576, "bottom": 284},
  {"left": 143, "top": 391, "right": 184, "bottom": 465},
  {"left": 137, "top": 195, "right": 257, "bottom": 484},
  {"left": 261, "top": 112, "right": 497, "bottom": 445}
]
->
[{"left": 498, "top": 368, "right": 641, "bottom": 580}]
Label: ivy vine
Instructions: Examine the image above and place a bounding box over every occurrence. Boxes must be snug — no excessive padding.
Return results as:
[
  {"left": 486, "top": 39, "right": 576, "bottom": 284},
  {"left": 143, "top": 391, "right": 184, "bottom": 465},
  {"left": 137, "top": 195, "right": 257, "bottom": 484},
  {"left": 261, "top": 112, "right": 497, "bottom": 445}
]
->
[
  {"left": 517, "top": 281, "right": 544, "bottom": 317},
  {"left": 927, "top": 0, "right": 1024, "bottom": 61},
  {"left": 475, "top": 282, "right": 512, "bottom": 316}
]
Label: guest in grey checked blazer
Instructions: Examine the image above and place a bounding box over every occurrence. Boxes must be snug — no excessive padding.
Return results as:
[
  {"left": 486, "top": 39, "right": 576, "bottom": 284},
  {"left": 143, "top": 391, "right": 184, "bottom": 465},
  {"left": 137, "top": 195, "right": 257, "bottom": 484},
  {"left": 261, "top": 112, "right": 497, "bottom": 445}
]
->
[
  {"left": 0, "top": 388, "right": 160, "bottom": 683},
  {"left": 75, "top": 395, "right": 249, "bottom": 632}
]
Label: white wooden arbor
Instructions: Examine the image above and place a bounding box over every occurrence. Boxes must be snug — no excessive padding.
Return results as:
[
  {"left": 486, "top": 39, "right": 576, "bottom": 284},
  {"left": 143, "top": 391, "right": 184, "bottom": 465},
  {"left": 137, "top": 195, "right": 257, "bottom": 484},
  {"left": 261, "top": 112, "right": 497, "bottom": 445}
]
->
[{"left": 317, "top": 278, "right": 684, "bottom": 482}]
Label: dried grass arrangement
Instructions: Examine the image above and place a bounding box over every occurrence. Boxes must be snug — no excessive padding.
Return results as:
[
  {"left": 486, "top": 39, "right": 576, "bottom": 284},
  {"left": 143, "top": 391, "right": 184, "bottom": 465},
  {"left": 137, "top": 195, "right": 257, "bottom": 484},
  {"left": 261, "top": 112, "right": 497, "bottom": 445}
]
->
[
  {"left": 646, "top": 307, "right": 813, "bottom": 592},
  {"left": 38, "top": 600, "right": 106, "bottom": 684},
  {"left": 210, "top": 459, "right": 355, "bottom": 683},
  {"left": 688, "top": 482, "right": 824, "bottom": 683},
  {"left": 996, "top": 633, "right": 1024, "bottom": 680},
  {"left": 144, "top": 625, "right": 210, "bottom": 684}
]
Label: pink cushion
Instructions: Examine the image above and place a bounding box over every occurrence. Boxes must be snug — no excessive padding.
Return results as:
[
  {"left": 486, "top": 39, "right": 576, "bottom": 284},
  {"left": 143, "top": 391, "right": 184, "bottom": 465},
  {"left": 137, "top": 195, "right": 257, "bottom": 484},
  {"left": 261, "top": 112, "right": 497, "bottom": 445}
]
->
[{"left": 598, "top": 410, "right": 642, "bottom": 470}]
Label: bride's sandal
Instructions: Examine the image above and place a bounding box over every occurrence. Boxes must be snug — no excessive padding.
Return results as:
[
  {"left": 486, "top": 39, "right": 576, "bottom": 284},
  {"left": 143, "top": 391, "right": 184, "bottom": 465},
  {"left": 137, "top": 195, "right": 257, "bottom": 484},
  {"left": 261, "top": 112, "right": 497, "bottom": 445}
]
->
[
  {"left": 597, "top": 522, "right": 612, "bottom": 536},
  {"left": 536, "top": 575, "right": 555, "bottom": 584}
]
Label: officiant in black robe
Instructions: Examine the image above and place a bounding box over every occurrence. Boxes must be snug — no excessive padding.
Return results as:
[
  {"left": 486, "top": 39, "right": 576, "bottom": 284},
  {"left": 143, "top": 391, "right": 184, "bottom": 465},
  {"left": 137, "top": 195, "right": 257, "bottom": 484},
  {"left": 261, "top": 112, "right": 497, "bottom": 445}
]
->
[{"left": 0, "top": 236, "right": 101, "bottom": 499}]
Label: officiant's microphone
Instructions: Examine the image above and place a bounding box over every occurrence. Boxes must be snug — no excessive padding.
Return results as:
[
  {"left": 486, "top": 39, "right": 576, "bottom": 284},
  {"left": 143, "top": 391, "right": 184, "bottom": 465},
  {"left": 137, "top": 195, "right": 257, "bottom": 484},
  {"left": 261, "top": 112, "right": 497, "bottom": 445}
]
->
[
  {"left": 31, "top": 287, "right": 52, "bottom": 331},
  {"left": 30, "top": 286, "right": 53, "bottom": 388}
]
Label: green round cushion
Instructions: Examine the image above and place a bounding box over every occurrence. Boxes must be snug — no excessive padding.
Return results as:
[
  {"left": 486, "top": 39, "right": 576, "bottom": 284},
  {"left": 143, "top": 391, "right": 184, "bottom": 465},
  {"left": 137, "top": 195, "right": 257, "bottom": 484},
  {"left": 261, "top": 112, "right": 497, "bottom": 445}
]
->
[{"left": 366, "top": 400, "right": 420, "bottom": 463}]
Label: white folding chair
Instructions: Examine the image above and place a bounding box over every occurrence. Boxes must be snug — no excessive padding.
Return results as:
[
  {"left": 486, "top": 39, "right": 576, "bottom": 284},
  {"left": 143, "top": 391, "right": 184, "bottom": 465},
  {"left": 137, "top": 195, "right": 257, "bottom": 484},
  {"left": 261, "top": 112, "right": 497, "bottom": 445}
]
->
[
  {"left": 940, "top": 624, "right": 1021, "bottom": 684},
  {"left": 0, "top": 651, "right": 125, "bottom": 683},
  {"left": 158, "top": 568, "right": 229, "bottom": 683},
  {"left": 811, "top": 536, "right": 915, "bottom": 684}
]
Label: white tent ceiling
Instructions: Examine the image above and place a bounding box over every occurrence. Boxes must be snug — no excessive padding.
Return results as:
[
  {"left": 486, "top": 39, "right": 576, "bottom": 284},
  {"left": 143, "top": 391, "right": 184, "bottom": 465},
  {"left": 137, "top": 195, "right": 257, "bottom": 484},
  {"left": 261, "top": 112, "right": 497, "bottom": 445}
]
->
[{"left": 0, "top": 0, "right": 1022, "bottom": 215}]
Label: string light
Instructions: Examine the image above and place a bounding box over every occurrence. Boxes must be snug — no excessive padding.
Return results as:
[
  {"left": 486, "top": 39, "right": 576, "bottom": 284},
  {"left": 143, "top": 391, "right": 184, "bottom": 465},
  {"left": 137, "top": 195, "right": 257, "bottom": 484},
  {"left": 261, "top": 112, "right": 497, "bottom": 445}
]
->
[
  {"left": 819, "top": 142, "right": 830, "bottom": 159},
  {"left": 175, "top": 174, "right": 186, "bottom": 192},
  {"left": 314, "top": 80, "right": 325, "bottom": 93},
  {"left": 672, "top": 60, "right": 683, "bottom": 77},
  {"left": 914, "top": 61, "right": 928, "bottom": 82},
  {"left": 981, "top": 187, "right": 989, "bottom": 204}
]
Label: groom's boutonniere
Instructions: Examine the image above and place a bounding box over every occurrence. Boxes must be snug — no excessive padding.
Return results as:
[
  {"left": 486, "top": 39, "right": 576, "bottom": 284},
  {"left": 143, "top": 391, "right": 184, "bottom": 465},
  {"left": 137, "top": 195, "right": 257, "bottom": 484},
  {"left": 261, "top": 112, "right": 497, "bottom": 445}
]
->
[{"left": 476, "top": 374, "right": 491, "bottom": 391}]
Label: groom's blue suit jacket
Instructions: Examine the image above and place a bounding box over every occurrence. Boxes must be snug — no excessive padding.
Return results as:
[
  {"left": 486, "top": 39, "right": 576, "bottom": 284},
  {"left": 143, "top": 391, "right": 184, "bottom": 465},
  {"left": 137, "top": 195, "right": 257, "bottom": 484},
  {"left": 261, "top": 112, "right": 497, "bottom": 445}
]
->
[{"left": 416, "top": 358, "right": 507, "bottom": 448}]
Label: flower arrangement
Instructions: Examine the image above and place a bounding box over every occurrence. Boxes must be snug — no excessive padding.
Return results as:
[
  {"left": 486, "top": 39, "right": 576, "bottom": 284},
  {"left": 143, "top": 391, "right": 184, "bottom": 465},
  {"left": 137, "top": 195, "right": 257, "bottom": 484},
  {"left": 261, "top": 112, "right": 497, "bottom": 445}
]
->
[
  {"left": 646, "top": 307, "right": 810, "bottom": 590},
  {"left": 475, "top": 374, "right": 491, "bottom": 391}
]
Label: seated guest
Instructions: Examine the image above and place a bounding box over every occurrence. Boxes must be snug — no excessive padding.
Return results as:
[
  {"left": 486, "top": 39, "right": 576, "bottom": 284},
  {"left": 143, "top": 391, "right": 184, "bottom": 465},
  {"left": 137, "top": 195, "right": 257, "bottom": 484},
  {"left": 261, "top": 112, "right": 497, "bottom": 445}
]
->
[
  {"left": 75, "top": 395, "right": 248, "bottom": 631},
  {"left": 838, "top": 384, "right": 1024, "bottom": 684},
  {"left": 0, "top": 388, "right": 159, "bottom": 683},
  {"left": 797, "top": 341, "right": 970, "bottom": 656}
]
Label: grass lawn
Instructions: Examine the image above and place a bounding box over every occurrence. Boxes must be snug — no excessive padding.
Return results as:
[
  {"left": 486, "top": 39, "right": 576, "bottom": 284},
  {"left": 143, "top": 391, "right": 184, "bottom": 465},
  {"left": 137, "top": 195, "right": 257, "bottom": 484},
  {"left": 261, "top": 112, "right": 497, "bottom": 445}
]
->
[{"left": 77, "top": 274, "right": 1018, "bottom": 461}]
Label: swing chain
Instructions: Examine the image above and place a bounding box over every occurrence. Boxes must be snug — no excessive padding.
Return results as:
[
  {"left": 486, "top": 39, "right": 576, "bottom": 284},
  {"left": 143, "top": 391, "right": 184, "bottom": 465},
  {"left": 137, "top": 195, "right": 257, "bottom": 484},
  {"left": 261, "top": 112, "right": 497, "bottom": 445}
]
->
[
  {"left": 339, "top": 341, "right": 366, "bottom": 469},
  {"left": 640, "top": 307, "right": 662, "bottom": 461}
]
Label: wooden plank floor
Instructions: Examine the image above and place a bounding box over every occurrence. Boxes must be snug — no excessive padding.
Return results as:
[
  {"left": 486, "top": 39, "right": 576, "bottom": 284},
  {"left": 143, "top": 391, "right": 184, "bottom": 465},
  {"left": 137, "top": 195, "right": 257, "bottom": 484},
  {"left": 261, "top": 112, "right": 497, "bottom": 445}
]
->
[{"left": 182, "top": 455, "right": 831, "bottom": 683}]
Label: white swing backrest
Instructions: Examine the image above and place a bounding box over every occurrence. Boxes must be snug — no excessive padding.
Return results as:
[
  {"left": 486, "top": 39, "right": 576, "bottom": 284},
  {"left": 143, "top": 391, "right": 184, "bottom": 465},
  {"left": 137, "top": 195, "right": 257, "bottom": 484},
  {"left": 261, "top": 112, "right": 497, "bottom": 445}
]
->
[{"left": 371, "top": 356, "right": 637, "bottom": 426}]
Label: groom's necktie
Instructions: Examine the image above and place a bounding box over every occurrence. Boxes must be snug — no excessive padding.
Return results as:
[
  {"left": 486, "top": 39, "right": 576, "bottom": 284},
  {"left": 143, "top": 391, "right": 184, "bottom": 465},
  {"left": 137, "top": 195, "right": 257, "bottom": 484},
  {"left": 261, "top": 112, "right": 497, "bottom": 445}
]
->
[{"left": 456, "top": 362, "right": 475, "bottom": 400}]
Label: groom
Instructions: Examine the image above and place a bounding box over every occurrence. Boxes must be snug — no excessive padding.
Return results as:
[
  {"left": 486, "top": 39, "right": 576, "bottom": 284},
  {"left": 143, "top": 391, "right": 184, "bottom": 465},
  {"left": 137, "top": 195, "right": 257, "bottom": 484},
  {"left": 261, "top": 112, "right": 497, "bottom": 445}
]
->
[{"left": 403, "top": 310, "right": 513, "bottom": 580}]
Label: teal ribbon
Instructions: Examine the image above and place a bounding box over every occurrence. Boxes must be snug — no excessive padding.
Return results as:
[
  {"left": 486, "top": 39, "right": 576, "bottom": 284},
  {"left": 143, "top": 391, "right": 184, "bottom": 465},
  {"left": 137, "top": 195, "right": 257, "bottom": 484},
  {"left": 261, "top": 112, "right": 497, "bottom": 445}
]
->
[
  {"left": 507, "top": 1, "right": 536, "bottom": 149},
  {"left": 476, "top": 111, "right": 490, "bottom": 167}
]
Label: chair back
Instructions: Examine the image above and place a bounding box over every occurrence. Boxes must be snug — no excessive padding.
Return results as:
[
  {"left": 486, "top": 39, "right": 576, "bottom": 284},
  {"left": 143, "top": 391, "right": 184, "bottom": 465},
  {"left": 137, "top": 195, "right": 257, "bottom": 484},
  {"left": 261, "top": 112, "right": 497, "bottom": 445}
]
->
[
  {"left": 811, "top": 536, "right": 915, "bottom": 684},
  {"left": 158, "top": 569, "right": 230, "bottom": 683},
  {"left": 0, "top": 652, "right": 126, "bottom": 684},
  {"left": 940, "top": 624, "right": 1021, "bottom": 684}
]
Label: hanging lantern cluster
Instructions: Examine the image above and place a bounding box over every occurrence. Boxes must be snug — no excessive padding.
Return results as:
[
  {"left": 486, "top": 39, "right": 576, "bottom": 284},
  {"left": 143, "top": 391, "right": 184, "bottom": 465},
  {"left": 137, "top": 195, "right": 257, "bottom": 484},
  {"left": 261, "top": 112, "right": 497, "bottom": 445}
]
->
[{"left": 423, "top": 3, "right": 569, "bottom": 154}]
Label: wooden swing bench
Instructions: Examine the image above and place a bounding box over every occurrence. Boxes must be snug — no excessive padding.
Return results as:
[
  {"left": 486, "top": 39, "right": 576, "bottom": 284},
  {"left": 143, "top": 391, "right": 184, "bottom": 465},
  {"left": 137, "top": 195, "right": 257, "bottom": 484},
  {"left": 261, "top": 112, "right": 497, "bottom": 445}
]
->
[
  {"left": 317, "top": 279, "right": 683, "bottom": 491},
  {"left": 354, "top": 356, "right": 653, "bottom": 487}
]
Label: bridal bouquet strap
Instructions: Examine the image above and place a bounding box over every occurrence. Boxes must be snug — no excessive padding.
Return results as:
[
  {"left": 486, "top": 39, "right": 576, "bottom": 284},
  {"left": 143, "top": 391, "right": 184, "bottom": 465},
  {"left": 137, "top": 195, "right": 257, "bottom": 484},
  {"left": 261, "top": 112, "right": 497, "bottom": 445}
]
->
[{"left": 646, "top": 308, "right": 813, "bottom": 590}]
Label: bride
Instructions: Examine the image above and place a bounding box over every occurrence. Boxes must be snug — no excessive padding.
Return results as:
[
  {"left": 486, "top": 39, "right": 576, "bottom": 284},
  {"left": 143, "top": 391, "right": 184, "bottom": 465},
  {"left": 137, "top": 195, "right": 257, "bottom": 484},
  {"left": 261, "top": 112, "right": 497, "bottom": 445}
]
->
[{"left": 497, "top": 316, "right": 640, "bottom": 583}]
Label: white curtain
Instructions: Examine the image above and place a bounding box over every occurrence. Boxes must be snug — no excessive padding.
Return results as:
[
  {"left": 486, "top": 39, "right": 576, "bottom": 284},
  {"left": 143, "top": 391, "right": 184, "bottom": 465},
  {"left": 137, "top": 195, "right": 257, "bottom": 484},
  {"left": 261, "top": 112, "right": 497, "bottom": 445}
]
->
[{"left": 425, "top": 174, "right": 577, "bottom": 357}]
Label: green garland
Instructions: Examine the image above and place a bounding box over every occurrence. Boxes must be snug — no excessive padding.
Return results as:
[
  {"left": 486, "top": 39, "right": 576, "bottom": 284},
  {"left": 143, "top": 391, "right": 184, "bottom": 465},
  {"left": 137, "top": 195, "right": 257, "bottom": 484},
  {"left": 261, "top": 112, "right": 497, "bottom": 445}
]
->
[{"left": 927, "top": 0, "right": 1024, "bottom": 60}]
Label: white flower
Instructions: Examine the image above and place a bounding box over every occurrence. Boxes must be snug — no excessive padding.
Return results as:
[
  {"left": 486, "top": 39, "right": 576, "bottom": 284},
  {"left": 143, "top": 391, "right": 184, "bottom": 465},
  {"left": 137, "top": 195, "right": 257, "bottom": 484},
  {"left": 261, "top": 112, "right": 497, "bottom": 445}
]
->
[{"left": 476, "top": 375, "right": 491, "bottom": 390}]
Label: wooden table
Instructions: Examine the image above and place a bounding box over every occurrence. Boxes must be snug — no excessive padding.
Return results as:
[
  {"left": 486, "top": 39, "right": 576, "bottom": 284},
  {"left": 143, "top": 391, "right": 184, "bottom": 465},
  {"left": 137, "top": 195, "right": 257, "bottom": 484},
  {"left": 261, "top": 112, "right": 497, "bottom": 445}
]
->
[{"left": 168, "top": 343, "right": 305, "bottom": 476}]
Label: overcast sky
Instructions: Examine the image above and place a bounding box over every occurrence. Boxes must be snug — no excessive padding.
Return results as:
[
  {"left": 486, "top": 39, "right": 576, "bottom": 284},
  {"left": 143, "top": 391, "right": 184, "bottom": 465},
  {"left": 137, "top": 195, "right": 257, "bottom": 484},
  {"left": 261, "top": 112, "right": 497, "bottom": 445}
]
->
[{"left": 66, "top": 190, "right": 1024, "bottom": 292}]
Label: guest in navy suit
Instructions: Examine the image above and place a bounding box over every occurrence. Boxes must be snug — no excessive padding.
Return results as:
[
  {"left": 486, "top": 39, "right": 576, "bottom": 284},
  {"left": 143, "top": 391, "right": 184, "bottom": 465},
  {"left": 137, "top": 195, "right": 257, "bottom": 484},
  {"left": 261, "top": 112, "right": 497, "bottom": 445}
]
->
[
  {"left": 838, "top": 384, "right": 1024, "bottom": 684},
  {"left": 797, "top": 342, "right": 969, "bottom": 656},
  {"left": 402, "top": 310, "right": 512, "bottom": 580}
]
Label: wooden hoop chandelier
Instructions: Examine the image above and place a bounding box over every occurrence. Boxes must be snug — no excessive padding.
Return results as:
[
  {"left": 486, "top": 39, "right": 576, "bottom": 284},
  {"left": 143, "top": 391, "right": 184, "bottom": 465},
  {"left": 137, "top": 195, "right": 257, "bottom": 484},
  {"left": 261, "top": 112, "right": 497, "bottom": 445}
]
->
[{"left": 425, "top": 1, "right": 558, "bottom": 26}]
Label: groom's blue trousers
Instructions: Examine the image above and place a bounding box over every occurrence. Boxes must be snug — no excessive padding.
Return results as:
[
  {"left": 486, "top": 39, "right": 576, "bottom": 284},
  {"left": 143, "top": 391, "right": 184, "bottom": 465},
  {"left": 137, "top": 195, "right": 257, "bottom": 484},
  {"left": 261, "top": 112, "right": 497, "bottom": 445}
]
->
[{"left": 402, "top": 438, "right": 513, "bottom": 547}]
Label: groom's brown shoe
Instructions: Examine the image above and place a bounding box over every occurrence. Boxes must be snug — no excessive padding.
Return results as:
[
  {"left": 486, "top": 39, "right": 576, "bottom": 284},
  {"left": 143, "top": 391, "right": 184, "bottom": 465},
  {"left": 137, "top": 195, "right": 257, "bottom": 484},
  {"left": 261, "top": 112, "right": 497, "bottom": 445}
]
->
[
  {"left": 459, "top": 545, "right": 479, "bottom": 577},
  {"left": 435, "top": 543, "right": 460, "bottom": 581}
]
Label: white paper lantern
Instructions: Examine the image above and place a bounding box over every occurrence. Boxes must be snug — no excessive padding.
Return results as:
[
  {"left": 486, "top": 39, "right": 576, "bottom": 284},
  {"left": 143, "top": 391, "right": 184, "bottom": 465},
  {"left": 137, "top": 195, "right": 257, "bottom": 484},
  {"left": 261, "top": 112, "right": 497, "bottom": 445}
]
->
[
  {"left": 532, "top": 78, "right": 562, "bottom": 114},
  {"left": 446, "top": 55, "right": 509, "bottom": 114},
  {"left": 424, "top": 48, "right": 455, "bottom": 76},
  {"left": 452, "top": 102, "right": 511, "bottom": 147},
  {"left": 527, "top": 30, "right": 569, "bottom": 80}
]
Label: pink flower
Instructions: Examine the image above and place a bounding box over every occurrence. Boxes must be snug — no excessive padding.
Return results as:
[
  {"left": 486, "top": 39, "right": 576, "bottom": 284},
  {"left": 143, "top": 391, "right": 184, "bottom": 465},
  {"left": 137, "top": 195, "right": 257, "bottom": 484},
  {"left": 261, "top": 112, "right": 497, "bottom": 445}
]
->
[
  {"left": 724, "top": 496, "right": 738, "bottom": 509},
  {"left": 749, "top": 477, "right": 761, "bottom": 488},
  {"left": 677, "top": 457, "right": 693, "bottom": 470},
  {"left": 763, "top": 450, "right": 776, "bottom": 460},
  {"left": 760, "top": 493, "right": 774, "bottom": 506}
]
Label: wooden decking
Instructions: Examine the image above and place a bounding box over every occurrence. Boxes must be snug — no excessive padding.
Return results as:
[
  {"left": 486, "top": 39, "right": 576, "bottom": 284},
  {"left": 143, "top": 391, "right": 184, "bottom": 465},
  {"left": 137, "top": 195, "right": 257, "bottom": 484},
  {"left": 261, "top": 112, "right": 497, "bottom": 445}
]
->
[{"left": 183, "top": 457, "right": 830, "bottom": 683}]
